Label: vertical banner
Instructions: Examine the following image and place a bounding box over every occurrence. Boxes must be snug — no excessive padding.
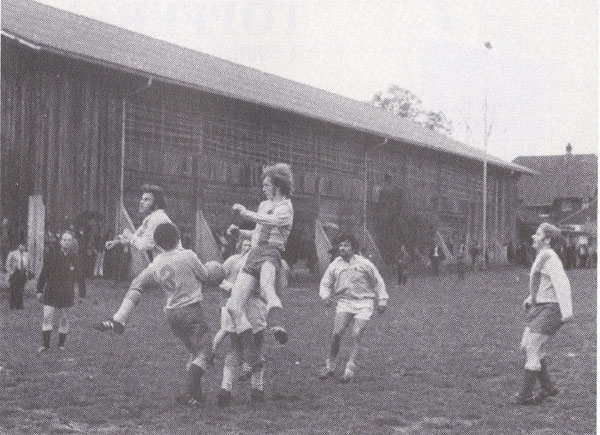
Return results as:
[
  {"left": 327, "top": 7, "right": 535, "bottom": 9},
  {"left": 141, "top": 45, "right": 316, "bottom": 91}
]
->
[
  {"left": 365, "top": 229, "right": 385, "bottom": 268},
  {"left": 436, "top": 230, "right": 454, "bottom": 262},
  {"left": 314, "top": 219, "right": 332, "bottom": 276},
  {"left": 27, "top": 195, "right": 45, "bottom": 277},
  {"left": 194, "top": 207, "right": 223, "bottom": 264}
]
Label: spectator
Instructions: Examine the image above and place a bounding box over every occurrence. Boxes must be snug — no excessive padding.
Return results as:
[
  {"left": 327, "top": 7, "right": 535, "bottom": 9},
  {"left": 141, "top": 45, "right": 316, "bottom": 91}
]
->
[
  {"left": 577, "top": 243, "right": 589, "bottom": 268},
  {"left": 93, "top": 228, "right": 110, "bottom": 278},
  {"left": 1, "top": 218, "right": 13, "bottom": 272},
  {"left": 507, "top": 240, "right": 514, "bottom": 264},
  {"left": 429, "top": 243, "right": 445, "bottom": 275},
  {"left": 470, "top": 239, "right": 480, "bottom": 271},
  {"left": 6, "top": 242, "right": 28, "bottom": 309},
  {"left": 456, "top": 243, "right": 467, "bottom": 280},
  {"left": 395, "top": 245, "right": 409, "bottom": 285},
  {"left": 565, "top": 239, "right": 577, "bottom": 270},
  {"left": 590, "top": 241, "right": 597, "bottom": 268}
]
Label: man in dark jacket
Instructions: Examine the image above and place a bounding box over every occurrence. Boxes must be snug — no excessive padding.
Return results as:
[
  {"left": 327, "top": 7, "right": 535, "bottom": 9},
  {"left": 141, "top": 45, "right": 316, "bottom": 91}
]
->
[
  {"left": 36, "top": 231, "right": 86, "bottom": 351},
  {"left": 429, "top": 244, "right": 446, "bottom": 275}
]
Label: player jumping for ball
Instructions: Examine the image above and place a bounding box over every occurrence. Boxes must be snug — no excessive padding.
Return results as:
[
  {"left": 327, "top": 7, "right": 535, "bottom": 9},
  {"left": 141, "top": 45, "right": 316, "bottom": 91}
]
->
[
  {"left": 317, "top": 234, "right": 388, "bottom": 383},
  {"left": 95, "top": 222, "right": 218, "bottom": 407},
  {"left": 214, "top": 238, "right": 289, "bottom": 407},
  {"left": 226, "top": 163, "right": 293, "bottom": 377}
]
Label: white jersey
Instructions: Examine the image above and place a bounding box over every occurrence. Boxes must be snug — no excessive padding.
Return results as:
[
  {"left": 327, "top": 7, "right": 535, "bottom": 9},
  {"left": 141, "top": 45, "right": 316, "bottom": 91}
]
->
[
  {"left": 529, "top": 247, "right": 573, "bottom": 320},
  {"left": 129, "top": 209, "right": 173, "bottom": 254}
]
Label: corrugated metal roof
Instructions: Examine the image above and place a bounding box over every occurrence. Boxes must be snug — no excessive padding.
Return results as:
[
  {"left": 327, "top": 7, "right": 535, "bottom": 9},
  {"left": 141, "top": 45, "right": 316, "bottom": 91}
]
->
[
  {"left": 513, "top": 154, "right": 598, "bottom": 206},
  {"left": 2, "top": 0, "right": 534, "bottom": 174}
]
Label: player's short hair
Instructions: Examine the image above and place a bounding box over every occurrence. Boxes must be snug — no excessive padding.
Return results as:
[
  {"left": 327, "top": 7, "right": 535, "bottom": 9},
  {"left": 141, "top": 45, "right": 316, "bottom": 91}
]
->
[
  {"left": 538, "top": 222, "right": 561, "bottom": 241},
  {"left": 263, "top": 163, "right": 293, "bottom": 197},
  {"left": 154, "top": 222, "right": 180, "bottom": 250},
  {"left": 337, "top": 234, "right": 359, "bottom": 251},
  {"left": 142, "top": 184, "right": 166, "bottom": 210}
]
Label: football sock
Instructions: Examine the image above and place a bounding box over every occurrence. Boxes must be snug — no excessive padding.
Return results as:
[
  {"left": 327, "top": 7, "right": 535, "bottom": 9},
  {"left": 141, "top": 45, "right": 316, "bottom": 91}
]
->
[
  {"left": 186, "top": 363, "right": 204, "bottom": 400},
  {"left": 239, "top": 329, "right": 259, "bottom": 366},
  {"left": 42, "top": 330, "right": 51, "bottom": 349},
  {"left": 344, "top": 361, "right": 356, "bottom": 377},
  {"left": 58, "top": 333, "right": 67, "bottom": 347},
  {"left": 326, "top": 358, "right": 337, "bottom": 372},
  {"left": 221, "top": 366, "right": 235, "bottom": 391},
  {"left": 251, "top": 368, "right": 264, "bottom": 391},
  {"left": 330, "top": 334, "right": 342, "bottom": 357}
]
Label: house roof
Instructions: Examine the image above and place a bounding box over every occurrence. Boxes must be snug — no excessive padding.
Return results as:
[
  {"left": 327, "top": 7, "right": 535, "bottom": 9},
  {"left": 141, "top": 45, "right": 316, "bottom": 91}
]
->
[
  {"left": 2, "top": 0, "right": 534, "bottom": 174},
  {"left": 513, "top": 153, "right": 598, "bottom": 206},
  {"left": 558, "top": 198, "right": 597, "bottom": 226}
]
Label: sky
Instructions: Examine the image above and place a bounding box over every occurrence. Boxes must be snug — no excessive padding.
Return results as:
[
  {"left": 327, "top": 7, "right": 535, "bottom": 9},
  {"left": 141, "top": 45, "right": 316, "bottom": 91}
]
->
[{"left": 36, "top": 0, "right": 599, "bottom": 162}]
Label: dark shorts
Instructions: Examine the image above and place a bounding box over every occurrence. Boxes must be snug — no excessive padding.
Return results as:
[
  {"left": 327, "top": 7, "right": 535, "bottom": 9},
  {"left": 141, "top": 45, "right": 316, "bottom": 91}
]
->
[
  {"left": 526, "top": 303, "right": 563, "bottom": 336},
  {"left": 166, "top": 301, "right": 210, "bottom": 351},
  {"left": 242, "top": 245, "right": 282, "bottom": 278}
]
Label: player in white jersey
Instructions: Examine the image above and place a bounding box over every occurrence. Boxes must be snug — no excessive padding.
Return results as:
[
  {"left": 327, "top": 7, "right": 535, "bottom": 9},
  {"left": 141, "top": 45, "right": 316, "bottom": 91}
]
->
[
  {"left": 211, "top": 239, "right": 253, "bottom": 360},
  {"left": 317, "top": 234, "right": 388, "bottom": 383},
  {"left": 225, "top": 163, "right": 293, "bottom": 377},
  {"left": 95, "top": 222, "right": 215, "bottom": 407},
  {"left": 215, "top": 239, "right": 289, "bottom": 407},
  {"left": 106, "top": 184, "right": 174, "bottom": 261},
  {"left": 511, "top": 223, "right": 573, "bottom": 405}
]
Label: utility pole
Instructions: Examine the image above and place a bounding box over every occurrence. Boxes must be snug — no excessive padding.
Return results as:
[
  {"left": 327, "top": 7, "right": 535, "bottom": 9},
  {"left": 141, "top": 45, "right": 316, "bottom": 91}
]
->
[
  {"left": 363, "top": 137, "right": 388, "bottom": 249},
  {"left": 482, "top": 41, "right": 492, "bottom": 268}
]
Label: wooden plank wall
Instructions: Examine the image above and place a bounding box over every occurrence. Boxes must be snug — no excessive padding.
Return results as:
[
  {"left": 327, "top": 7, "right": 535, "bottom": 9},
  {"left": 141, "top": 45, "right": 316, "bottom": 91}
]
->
[
  {"left": 121, "top": 81, "right": 520, "bottom": 259},
  {"left": 1, "top": 39, "right": 124, "bottom": 238},
  {"left": 1, "top": 39, "right": 520, "bottom": 263}
]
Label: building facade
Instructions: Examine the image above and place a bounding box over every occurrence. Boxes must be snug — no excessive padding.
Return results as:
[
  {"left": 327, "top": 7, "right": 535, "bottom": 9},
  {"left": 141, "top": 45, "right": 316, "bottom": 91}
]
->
[{"left": 2, "top": 0, "right": 532, "bottom": 271}]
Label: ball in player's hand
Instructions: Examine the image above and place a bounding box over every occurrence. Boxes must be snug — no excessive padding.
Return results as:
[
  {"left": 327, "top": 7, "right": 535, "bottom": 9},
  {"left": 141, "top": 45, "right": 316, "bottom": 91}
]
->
[
  {"left": 232, "top": 204, "right": 245, "bottom": 213},
  {"left": 205, "top": 261, "right": 226, "bottom": 286}
]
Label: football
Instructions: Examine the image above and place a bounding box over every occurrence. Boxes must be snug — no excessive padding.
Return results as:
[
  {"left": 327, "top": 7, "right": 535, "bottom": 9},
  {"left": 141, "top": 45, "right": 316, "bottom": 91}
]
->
[{"left": 204, "top": 261, "right": 226, "bottom": 286}]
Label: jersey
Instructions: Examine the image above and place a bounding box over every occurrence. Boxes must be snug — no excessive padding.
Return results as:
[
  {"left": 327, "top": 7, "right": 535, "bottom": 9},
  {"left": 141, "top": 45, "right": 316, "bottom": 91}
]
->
[
  {"left": 129, "top": 248, "right": 207, "bottom": 311},
  {"left": 129, "top": 209, "right": 173, "bottom": 253},
  {"left": 246, "top": 199, "right": 293, "bottom": 250},
  {"left": 319, "top": 254, "right": 388, "bottom": 306},
  {"left": 529, "top": 247, "right": 573, "bottom": 320}
]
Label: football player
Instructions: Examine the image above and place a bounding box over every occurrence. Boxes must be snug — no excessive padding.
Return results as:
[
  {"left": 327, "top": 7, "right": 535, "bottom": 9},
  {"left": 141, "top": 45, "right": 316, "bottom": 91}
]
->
[
  {"left": 317, "top": 234, "right": 388, "bottom": 383},
  {"left": 95, "top": 222, "right": 217, "bottom": 407}
]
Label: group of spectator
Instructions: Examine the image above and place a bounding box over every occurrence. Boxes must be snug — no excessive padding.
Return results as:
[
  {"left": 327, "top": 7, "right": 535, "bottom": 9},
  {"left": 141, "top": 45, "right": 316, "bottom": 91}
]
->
[
  {"left": 509, "top": 236, "right": 596, "bottom": 270},
  {"left": 43, "top": 220, "right": 130, "bottom": 282},
  {"left": 560, "top": 238, "right": 596, "bottom": 270}
]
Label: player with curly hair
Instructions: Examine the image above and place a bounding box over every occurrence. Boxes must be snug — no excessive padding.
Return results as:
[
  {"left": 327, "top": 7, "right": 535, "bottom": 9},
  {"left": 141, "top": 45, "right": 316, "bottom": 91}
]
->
[{"left": 317, "top": 234, "right": 388, "bottom": 383}]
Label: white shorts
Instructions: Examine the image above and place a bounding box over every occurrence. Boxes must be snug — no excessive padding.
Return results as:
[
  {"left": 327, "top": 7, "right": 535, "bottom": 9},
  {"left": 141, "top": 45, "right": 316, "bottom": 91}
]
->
[
  {"left": 336, "top": 298, "right": 375, "bottom": 321},
  {"left": 220, "top": 297, "right": 267, "bottom": 334}
]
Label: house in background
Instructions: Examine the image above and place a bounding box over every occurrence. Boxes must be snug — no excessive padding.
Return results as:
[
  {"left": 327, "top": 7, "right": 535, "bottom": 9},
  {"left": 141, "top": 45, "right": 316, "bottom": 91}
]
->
[{"left": 513, "top": 144, "right": 597, "bottom": 241}]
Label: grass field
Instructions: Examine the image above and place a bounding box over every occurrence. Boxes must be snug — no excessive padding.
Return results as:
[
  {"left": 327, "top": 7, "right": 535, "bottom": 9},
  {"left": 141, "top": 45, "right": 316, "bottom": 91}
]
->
[{"left": 0, "top": 266, "right": 596, "bottom": 434}]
